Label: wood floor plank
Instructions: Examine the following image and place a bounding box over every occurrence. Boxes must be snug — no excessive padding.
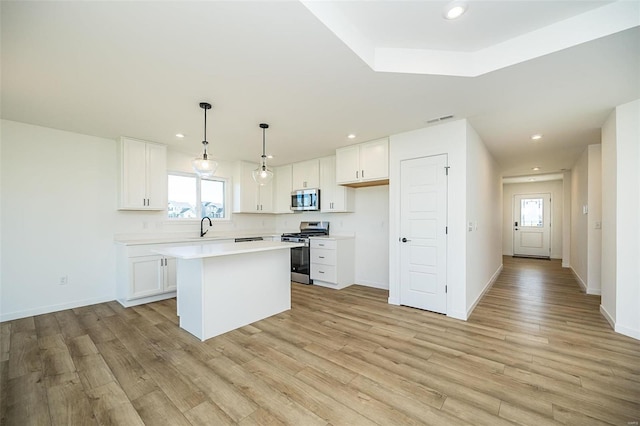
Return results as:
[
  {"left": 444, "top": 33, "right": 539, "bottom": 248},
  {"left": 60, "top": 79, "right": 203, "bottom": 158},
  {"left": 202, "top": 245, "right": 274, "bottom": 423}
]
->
[
  {"left": 46, "top": 380, "right": 96, "bottom": 426},
  {"left": 244, "top": 354, "right": 378, "bottom": 426},
  {"left": 132, "top": 389, "right": 191, "bottom": 426},
  {"left": 85, "top": 381, "right": 145, "bottom": 426}
]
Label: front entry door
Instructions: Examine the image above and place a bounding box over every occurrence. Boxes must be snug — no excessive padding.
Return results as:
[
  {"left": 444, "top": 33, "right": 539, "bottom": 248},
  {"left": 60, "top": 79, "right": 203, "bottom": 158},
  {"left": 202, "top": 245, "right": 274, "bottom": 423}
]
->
[
  {"left": 513, "top": 193, "right": 551, "bottom": 258},
  {"left": 399, "top": 154, "right": 447, "bottom": 314}
]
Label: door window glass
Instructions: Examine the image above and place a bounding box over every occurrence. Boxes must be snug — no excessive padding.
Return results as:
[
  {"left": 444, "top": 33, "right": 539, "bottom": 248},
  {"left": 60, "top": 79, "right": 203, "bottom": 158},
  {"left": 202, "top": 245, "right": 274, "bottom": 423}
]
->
[{"left": 521, "top": 198, "right": 543, "bottom": 227}]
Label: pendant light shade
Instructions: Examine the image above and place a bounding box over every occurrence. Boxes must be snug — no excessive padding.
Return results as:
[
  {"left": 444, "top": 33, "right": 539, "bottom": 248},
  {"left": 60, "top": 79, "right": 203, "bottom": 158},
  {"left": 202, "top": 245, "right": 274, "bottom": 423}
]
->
[
  {"left": 192, "top": 102, "right": 218, "bottom": 177},
  {"left": 252, "top": 123, "right": 274, "bottom": 186}
]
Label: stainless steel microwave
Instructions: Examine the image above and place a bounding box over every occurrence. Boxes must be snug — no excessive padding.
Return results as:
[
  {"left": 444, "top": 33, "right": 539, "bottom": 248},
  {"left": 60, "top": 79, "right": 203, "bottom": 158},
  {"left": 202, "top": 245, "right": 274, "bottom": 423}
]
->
[{"left": 291, "top": 188, "right": 320, "bottom": 211}]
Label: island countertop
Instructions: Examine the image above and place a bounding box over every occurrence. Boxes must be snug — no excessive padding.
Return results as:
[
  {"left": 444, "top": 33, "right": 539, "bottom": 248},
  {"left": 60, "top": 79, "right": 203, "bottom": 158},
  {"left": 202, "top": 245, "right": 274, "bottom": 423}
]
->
[{"left": 153, "top": 240, "right": 303, "bottom": 260}]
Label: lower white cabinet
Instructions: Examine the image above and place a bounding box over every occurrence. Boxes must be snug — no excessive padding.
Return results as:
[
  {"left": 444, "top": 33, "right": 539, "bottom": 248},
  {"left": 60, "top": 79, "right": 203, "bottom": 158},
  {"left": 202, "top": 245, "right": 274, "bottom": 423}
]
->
[
  {"left": 310, "top": 237, "right": 355, "bottom": 290},
  {"left": 129, "top": 255, "right": 176, "bottom": 299},
  {"left": 117, "top": 243, "right": 187, "bottom": 307}
]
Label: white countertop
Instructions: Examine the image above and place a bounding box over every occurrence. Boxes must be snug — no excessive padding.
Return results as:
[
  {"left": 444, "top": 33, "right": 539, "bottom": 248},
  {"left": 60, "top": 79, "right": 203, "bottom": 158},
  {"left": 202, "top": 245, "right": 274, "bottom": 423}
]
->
[
  {"left": 153, "top": 240, "right": 304, "bottom": 259},
  {"left": 115, "top": 232, "right": 282, "bottom": 246}
]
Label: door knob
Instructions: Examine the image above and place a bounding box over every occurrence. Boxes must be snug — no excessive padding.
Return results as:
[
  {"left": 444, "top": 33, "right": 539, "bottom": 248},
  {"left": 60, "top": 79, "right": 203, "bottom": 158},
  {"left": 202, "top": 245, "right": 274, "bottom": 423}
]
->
[{"left": 401, "top": 237, "right": 410, "bottom": 243}]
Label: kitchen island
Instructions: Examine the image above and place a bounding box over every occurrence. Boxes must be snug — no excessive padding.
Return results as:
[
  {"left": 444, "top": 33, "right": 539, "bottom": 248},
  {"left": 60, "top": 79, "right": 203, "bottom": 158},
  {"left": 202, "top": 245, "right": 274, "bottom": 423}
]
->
[{"left": 154, "top": 240, "right": 302, "bottom": 341}]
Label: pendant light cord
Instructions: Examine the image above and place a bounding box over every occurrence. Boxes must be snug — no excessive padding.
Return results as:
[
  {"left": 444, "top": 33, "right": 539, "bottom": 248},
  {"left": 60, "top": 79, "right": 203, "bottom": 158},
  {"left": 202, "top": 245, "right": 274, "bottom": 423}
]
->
[{"left": 202, "top": 107, "right": 208, "bottom": 159}]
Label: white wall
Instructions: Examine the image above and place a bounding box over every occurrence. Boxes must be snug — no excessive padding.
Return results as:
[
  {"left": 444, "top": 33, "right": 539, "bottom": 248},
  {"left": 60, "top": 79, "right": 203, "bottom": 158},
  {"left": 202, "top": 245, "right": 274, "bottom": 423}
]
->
[
  {"left": 571, "top": 148, "right": 589, "bottom": 290},
  {"left": 465, "top": 122, "right": 503, "bottom": 316},
  {"left": 601, "top": 110, "right": 617, "bottom": 323},
  {"left": 389, "top": 119, "right": 502, "bottom": 320},
  {"left": 389, "top": 120, "right": 468, "bottom": 319},
  {"left": 502, "top": 180, "right": 564, "bottom": 259},
  {"left": 587, "top": 145, "right": 602, "bottom": 295},
  {"left": 275, "top": 185, "right": 389, "bottom": 289},
  {"left": 1, "top": 120, "right": 119, "bottom": 320},
  {"left": 613, "top": 99, "right": 640, "bottom": 339},
  {"left": 601, "top": 99, "right": 640, "bottom": 340},
  {"left": 562, "top": 171, "right": 572, "bottom": 267}
]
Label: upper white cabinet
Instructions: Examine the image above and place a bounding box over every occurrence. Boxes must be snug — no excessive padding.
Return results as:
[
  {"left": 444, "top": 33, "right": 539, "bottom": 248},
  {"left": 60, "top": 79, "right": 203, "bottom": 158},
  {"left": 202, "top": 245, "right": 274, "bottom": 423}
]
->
[
  {"left": 274, "top": 164, "right": 293, "bottom": 214},
  {"left": 319, "top": 156, "right": 354, "bottom": 213},
  {"left": 118, "top": 137, "right": 167, "bottom": 210},
  {"left": 292, "top": 159, "right": 320, "bottom": 190},
  {"left": 336, "top": 137, "right": 389, "bottom": 187},
  {"left": 232, "top": 161, "right": 273, "bottom": 213}
]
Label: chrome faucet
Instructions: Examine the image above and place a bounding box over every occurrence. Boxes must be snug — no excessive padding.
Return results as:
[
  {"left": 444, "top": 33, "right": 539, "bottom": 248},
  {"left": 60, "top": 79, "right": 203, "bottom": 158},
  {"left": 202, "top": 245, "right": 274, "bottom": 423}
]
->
[{"left": 200, "top": 216, "right": 212, "bottom": 237}]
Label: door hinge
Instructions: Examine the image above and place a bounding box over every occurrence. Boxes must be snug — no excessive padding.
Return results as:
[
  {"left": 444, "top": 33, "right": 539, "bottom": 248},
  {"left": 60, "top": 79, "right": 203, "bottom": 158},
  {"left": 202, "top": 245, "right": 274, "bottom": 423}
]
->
[
  {"left": 445, "top": 226, "right": 448, "bottom": 234},
  {"left": 445, "top": 166, "right": 450, "bottom": 176},
  {"left": 445, "top": 285, "right": 448, "bottom": 293}
]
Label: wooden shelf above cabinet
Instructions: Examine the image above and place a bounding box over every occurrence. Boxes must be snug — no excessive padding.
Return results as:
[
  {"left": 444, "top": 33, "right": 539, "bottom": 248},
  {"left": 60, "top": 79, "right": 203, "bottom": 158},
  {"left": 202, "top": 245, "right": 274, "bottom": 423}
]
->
[{"left": 340, "top": 179, "right": 389, "bottom": 188}]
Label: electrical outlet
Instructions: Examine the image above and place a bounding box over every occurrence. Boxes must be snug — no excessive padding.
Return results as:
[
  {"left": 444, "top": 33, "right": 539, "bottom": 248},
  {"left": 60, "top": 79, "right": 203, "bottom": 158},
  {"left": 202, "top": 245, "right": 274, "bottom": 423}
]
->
[{"left": 59, "top": 276, "right": 68, "bottom": 285}]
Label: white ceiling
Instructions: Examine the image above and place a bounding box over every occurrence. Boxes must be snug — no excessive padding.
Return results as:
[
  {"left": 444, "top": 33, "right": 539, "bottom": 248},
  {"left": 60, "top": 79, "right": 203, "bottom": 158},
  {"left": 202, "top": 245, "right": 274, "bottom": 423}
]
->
[{"left": 2, "top": 1, "right": 639, "bottom": 178}]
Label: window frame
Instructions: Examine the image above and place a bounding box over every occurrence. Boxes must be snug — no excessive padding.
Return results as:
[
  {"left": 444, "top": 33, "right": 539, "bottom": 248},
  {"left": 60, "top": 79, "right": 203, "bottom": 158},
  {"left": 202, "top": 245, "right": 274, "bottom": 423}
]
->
[{"left": 167, "top": 171, "right": 231, "bottom": 222}]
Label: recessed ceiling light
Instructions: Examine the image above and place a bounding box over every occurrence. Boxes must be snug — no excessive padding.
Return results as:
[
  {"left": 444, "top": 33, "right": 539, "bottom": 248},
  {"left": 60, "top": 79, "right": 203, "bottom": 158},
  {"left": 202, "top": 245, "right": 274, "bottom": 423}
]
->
[
  {"left": 267, "top": 155, "right": 274, "bottom": 159},
  {"left": 531, "top": 134, "right": 542, "bottom": 140},
  {"left": 528, "top": 178, "right": 536, "bottom": 181},
  {"left": 347, "top": 134, "right": 356, "bottom": 139},
  {"left": 532, "top": 167, "right": 541, "bottom": 171},
  {"left": 176, "top": 133, "right": 185, "bottom": 138},
  {"left": 444, "top": 2, "right": 467, "bottom": 20}
]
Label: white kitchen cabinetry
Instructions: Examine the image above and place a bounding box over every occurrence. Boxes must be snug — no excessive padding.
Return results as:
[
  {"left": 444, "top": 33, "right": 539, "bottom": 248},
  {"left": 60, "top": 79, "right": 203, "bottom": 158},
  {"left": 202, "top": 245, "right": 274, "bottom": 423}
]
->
[
  {"left": 310, "top": 237, "right": 355, "bottom": 290},
  {"left": 319, "top": 156, "right": 355, "bottom": 212},
  {"left": 116, "top": 243, "right": 184, "bottom": 307},
  {"left": 118, "top": 137, "right": 167, "bottom": 210},
  {"left": 274, "top": 164, "right": 293, "bottom": 214},
  {"left": 292, "top": 159, "right": 320, "bottom": 190},
  {"left": 336, "top": 138, "right": 389, "bottom": 187},
  {"left": 117, "top": 239, "right": 234, "bottom": 307},
  {"left": 232, "top": 161, "right": 274, "bottom": 213}
]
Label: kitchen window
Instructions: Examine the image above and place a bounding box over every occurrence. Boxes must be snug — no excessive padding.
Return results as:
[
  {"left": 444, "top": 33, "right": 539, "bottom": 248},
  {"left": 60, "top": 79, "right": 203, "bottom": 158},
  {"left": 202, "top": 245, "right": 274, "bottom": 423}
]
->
[{"left": 167, "top": 172, "right": 228, "bottom": 220}]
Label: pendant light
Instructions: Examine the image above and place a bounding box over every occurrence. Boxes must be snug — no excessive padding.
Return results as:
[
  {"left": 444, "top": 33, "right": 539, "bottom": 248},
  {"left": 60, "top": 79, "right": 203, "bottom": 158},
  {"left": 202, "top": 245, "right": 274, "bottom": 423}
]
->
[
  {"left": 192, "top": 102, "right": 218, "bottom": 177},
  {"left": 252, "top": 123, "right": 274, "bottom": 186}
]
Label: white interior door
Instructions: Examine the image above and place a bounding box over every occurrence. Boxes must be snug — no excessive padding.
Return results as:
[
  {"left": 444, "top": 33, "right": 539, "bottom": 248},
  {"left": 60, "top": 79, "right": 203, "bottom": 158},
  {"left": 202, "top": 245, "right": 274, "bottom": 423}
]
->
[
  {"left": 399, "top": 154, "right": 447, "bottom": 314},
  {"left": 513, "top": 193, "right": 551, "bottom": 258}
]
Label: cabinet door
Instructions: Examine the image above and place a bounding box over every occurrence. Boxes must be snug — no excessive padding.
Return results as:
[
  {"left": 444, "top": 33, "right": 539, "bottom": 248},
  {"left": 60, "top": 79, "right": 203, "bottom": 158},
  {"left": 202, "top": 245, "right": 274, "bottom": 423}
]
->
[
  {"left": 120, "top": 139, "right": 147, "bottom": 209},
  {"left": 292, "top": 159, "right": 320, "bottom": 189},
  {"left": 130, "top": 256, "right": 164, "bottom": 299},
  {"left": 274, "top": 165, "right": 293, "bottom": 213},
  {"left": 258, "top": 181, "right": 274, "bottom": 213},
  {"left": 320, "top": 156, "right": 354, "bottom": 212},
  {"left": 360, "top": 138, "right": 389, "bottom": 181},
  {"left": 233, "top": 161, "right": 260, "bottom": 213},
  {"left": 164, "top": 257, "right": 177, "bottom": 291},
  {"left": 146, "top": 143, "right": 167, "bottom": 209},
  {"left": 335, "top": 145, "right": 360, "bottom": 184}
]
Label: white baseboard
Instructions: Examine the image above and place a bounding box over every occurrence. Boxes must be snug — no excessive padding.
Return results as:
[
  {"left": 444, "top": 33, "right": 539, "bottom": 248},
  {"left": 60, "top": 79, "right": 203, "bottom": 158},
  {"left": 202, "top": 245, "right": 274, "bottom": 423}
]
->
[
  {"left": 570, "top": 267, "right": 587, "bottom": 292},
  {"left": 447, "top": 309, "right": 467, "bottom": 321},
  {"left": 1, "top": 295, "right": 115, "bottom": 323},
  {"left": 587, "top": 288, "right": 602, "bottom": 296},
  {"left": 355, "top": 279, "right": 389, "bottom": 290},
  {"left": 388, "top": 296, "right": 399, "bottom": 305},
  {"left": 562, "top": 261, "right": 570, "bottom": 268},
  {"left": 117, "top": 292, "right": 176, "bottom": 308},
  {"left": 600, "top": 304, "right": 615, "bottom": 329},
  {"left": 615, "top": 323, "right": 640, "bottom": 341},
  {"left": 466, "top": 264, "right": 503, "bottom": 319}
]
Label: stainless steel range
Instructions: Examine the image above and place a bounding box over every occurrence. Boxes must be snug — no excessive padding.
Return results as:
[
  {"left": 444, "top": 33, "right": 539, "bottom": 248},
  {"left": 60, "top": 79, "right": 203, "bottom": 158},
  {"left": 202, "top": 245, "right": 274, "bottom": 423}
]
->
[{"left": 281, "top": 221, "right": 330, "bottom": 284}]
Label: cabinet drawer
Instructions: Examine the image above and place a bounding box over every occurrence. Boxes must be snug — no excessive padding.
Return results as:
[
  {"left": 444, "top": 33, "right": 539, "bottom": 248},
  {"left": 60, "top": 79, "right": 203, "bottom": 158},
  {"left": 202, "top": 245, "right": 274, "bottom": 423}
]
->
[
  {"left": 311, "top": 263, "right": 337, "bottom": 283},
  {"left": 310, "top": 239, "right": 336, "bottom": 250},
  {"left": 311, "top": 248, "right": 336, "bottom": 265}
]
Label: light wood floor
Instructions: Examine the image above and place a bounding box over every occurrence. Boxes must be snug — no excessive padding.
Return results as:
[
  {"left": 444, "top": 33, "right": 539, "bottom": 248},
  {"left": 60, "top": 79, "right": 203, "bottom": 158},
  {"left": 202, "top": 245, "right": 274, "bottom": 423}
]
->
[{"left": 2, "top": 256, "right": 639, "bottom": 425}]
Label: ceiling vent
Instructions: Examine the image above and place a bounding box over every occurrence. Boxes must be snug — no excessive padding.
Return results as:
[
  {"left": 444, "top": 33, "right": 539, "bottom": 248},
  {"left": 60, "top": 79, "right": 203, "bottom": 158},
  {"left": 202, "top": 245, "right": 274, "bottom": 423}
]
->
[{"left": 426, "top": 115, "right": 454, "bottom": 124}]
